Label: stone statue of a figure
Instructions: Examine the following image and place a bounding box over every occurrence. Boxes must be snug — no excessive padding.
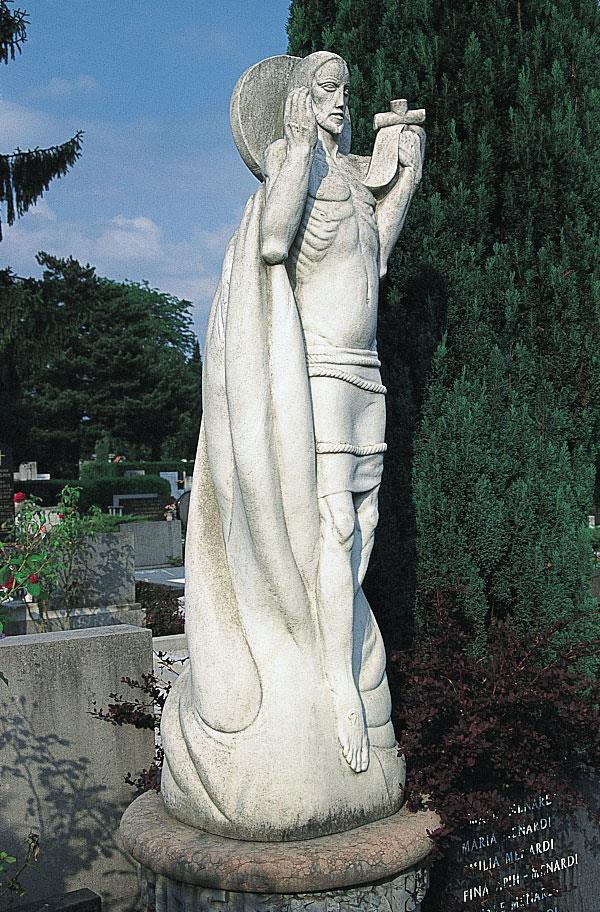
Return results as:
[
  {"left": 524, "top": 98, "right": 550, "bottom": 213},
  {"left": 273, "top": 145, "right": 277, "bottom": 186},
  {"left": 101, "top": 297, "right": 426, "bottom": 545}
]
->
[{"left": 161, "top": 51, "right": 425, "bottom": 841}]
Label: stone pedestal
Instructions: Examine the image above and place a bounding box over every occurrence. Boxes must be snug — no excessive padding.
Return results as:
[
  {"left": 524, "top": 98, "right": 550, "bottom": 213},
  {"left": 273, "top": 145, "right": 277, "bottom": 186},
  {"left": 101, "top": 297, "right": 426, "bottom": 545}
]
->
[{"left": 120, "top": 791, "right": 438, "bottom": 912}]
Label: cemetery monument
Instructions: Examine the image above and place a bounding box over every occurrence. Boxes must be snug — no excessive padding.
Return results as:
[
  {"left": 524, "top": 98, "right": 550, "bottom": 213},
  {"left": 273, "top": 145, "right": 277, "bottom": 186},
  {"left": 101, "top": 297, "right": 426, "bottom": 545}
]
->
[
  {"left": 121, "top": 51, "right": 437, "bottom": 910},
  {"left": 0, "top": 444, "right": 14, "bottom": 536}
]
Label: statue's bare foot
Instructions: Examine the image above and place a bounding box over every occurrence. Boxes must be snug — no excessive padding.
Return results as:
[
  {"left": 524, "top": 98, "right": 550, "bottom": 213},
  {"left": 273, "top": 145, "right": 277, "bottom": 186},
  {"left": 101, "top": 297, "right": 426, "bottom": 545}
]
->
[{"left": 334, "top": 690, "right": 369, "bottom": 773}]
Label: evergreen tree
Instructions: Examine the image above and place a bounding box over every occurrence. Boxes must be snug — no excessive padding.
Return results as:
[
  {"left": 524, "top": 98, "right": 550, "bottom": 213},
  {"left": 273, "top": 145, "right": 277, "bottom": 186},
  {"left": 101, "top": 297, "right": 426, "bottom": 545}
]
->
[
  {"left": 288, "top": 0, "right": 600, "bottom": 647},
  {"left": 0, "top": 266, "right": 42, "bottom": 459},
  {"left": 0, "top": 1, "right": 82, "bottom": 239},
  {"left": 10, "top": 255, "right": 202, "bottom": 475},
  {"left": 160, "top": 338, "right": 203, "bottom": 462}
]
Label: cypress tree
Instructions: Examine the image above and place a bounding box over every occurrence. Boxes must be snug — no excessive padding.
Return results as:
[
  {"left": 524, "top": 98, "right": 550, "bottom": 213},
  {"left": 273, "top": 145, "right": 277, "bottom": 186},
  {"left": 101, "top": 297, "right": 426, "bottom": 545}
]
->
[
  {"left": 0, "top": 1, "right": 83, "bottom": 239},
  {"left": 288, "top": 0, "right": 600, "bottom": 648}
]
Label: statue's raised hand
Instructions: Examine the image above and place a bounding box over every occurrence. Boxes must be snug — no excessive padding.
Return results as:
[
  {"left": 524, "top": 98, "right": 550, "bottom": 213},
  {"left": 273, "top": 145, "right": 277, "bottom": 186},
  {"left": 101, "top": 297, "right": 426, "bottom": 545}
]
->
[{"left": 284, "top": 87, "right": 318, "bottom": 150}]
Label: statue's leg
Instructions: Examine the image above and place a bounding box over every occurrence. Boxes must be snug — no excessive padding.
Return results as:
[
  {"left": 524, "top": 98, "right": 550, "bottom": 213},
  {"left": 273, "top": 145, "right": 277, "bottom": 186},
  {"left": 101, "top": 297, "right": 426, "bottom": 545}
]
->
[
  {"left": 317, "top": 490, "right": 369, "bottom": 774},
  {"left": 354, "top": 484, "right": 380, "bottom": 589}
]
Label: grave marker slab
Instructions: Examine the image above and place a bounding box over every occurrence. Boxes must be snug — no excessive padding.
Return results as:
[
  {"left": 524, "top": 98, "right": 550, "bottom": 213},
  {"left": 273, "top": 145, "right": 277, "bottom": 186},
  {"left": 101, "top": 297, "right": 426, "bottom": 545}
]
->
[
  {"left": 112, "top": 492, "right": 162, "bottom": 518},
  {"left": 159, "top": 471, "right": 179, "bottom": 498},
  {"left": 0, "top": 443, "right": 15, "bottom": 535},
  {"left": 449, "top": 788, "right": 600, "bottom": 911}
]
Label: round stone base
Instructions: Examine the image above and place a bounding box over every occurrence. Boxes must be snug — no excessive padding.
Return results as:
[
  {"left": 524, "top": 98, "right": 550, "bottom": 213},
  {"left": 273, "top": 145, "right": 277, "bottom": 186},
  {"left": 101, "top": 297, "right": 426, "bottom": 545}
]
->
[
  {"left": 121, "top": 791, "right": 439, "bottom": 912},
  {"left": 139, "top": 865, "right": 429, "bottom": 912}
]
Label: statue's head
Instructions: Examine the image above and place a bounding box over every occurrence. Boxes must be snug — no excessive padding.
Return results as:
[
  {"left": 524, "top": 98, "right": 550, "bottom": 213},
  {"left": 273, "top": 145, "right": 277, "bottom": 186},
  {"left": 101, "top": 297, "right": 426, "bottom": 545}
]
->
[
  {"left": 287, "top": 52, "right": 350, "bottom": 137},
  {"left": 231, "top": 51, "right": 352, "bottom": 181}
]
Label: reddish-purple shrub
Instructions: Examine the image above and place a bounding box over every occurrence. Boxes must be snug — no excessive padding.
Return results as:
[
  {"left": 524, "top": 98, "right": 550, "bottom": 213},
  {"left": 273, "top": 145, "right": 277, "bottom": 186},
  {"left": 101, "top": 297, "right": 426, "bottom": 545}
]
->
[
  {"left": 90, "top": 658, "right": 181, "bottom": 793},
  {"left": 389, "top": 589, "right": 600, "bottom": 910}
]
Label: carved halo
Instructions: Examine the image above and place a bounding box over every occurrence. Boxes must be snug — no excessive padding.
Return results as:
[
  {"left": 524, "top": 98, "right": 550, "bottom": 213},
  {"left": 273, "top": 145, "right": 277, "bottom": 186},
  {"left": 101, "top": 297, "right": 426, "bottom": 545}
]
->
[{"left": 230, "top": 53, "right": 352, "bottom": 181}]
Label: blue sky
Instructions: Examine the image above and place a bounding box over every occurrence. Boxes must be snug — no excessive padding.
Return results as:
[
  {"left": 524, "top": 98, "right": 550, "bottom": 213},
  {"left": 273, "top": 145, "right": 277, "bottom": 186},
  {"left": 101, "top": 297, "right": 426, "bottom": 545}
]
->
[{"left": 0, "top": 0, "right": 291, "bottom": 342}]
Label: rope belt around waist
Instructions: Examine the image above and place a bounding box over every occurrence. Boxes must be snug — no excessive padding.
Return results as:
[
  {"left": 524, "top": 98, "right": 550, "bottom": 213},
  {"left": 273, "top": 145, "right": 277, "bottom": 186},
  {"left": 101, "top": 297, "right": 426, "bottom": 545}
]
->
[
  {"left": 306, "top": 346, "right": 381, "bottom": 368},
  {"left": 307, "top": 365, "right": 387, "bottom": 395},
  {"left": 316, "top": 442, "right": 388, "bottom": 456}
]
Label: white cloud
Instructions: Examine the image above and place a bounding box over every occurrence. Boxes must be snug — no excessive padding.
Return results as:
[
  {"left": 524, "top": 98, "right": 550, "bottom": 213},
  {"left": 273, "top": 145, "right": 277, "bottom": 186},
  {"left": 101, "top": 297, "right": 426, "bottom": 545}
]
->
[
  {"left": 96, "top": 215, "right": 162, "bottom": 262},
  {"left": 30, "top": 74, "right": 100, "bottom": 100},
  {"left": 0, "top": 97, "right": 248, "bottom": 345},
  {"left": 26, "top": 199, "right": 57, "bottom": 222},
  {"left": 0, "top": 99, "right": 61, "bottom": 149},
  {"left": 0, "top": 209, "right": 235, "bottom": 344}
]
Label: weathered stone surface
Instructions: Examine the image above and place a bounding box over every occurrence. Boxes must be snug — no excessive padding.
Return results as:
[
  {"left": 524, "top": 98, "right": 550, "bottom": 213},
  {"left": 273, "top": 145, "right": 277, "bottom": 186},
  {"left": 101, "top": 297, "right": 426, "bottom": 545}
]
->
[
  {"left": 137, "top": 865, "right": 428, "bottom": 912},
  {"left": 46, "top": 529, "right": 136, "bottom": 611},
  {"left": 161, "top": 50, "right": 426, "bottom": 841},
  {"left": 14, "top": 890, "right": 102, "bottom": 912},
  {"left": 119, "top": 519, "right": 182, "bottom": 569},
  {"left": 4, "top": 600, "right": 144, "bottom": 635},
  {"left": 0, "top": 626, "right": 154, "bottom": 912},
  {"left": 120, "top": 791, "right": 439, "bottom": 894}
]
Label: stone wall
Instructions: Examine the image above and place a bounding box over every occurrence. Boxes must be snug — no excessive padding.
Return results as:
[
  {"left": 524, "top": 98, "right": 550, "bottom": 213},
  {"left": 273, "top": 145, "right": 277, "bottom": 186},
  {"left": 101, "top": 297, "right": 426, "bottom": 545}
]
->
[{"left": 0, "top": 626, "right": 154, "bottom": 912}]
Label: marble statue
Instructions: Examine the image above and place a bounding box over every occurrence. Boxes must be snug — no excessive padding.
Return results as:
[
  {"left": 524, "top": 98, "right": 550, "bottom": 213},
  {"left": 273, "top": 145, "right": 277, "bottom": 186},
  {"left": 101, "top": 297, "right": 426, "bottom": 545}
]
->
[{"left": 161, "top": 51, "right": 425, "bottom": 841}]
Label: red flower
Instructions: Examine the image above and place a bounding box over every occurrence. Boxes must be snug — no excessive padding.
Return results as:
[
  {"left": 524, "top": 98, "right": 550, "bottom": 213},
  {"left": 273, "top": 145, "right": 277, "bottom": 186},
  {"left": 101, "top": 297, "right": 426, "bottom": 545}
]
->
[
  {"left": 2, "top": 575, "right": 15, "bottom": 590},
  {"left": 29, "top": 574, "right": 39, "bottom": 584},
  {"left": 58, "top": 513, "right": 65, "bottom": 520},
  {"left": 13, "top": 491, "right": 26, "bottom": 504}
]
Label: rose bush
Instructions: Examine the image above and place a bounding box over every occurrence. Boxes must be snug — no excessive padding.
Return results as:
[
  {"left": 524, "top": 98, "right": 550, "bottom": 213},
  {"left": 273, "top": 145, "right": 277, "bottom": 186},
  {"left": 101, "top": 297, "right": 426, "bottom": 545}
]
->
[{"left": 0, "top": 484, "right": 108, "bottom": 633}]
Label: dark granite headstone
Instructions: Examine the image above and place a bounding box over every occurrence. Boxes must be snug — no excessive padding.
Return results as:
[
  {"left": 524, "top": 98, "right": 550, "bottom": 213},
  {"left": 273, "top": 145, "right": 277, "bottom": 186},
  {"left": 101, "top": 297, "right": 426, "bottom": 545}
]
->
[
  {"left": 449, "top": 784, "right": 600, "bottom": 912},
  {"left": 112, "top": 492, "right": 162, "bottom": 518},
  {"left": 177, "top": 489, "right": 190, "bottom": 528},
  {"left": 0, "top": 443, "right": 14, "bottom": 536},
  {"left": 13, "top": 889, "right": 101, "bottom": 912}
]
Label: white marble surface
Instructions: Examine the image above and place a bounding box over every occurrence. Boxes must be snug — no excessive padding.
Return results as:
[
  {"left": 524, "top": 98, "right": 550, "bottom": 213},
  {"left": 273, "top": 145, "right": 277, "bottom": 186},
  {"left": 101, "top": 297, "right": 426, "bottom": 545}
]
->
[{"left": 161, "top": 51, "right": 425, "bottom": 840}]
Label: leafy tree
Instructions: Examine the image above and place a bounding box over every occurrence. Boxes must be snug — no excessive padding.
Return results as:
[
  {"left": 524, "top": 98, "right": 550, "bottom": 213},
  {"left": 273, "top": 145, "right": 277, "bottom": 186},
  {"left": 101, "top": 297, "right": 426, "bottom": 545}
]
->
[
  {"left": 10, "top": 254, "right": 202, "bottom": 475},
  {"left": 288, "top": 0, "right": 600, "bottom": 648},
  {"left": 0, "top": 1, "right": 82, "bottom": 239}
]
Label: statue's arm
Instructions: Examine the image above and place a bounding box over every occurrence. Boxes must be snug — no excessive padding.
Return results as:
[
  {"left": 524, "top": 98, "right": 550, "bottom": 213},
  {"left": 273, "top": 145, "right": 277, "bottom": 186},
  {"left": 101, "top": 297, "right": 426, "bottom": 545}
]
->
[
  {"left": 260, "top": 88, "right": 317, "bottom": 265},
  {"left": 375, "top": 126, "right": 425, "bottom": 277}
]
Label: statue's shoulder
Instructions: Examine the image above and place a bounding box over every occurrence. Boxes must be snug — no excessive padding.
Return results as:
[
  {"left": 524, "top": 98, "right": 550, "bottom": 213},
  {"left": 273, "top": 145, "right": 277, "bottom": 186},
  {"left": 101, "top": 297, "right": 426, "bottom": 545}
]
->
[
  {"left": 263, "top": 139, "right": 287, "bottom": 180},
  {"left": 345, "top": 153, "right": 371, "bottom": 181}
]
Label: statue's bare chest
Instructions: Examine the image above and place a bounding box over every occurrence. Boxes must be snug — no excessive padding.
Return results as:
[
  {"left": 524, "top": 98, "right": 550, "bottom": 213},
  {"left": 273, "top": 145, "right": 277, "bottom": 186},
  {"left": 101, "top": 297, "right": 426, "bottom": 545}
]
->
[
  {"left": 308, "top": 152, "right": 352, "bottom": 202},
  {"left": 291, "top": 152, "right": 377, "bottom": 267}
]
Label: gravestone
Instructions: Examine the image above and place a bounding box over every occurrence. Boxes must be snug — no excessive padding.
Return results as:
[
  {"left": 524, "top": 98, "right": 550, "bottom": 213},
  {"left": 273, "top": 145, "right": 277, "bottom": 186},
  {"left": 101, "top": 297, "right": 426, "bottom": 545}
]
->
[
  {"left": 119, "top": 519, "right": 182, "bottom": 569},
  {"left": 15, "top": 889, "right": 101, "bottom": 912},
  {"left": 0, "top": 443, "right": 15, "bottom": 535},
  {"left": 112, "top": 492, "right": 161, "bottom": 518},
  {"left": 0, "top": 626, "right": 153, "bottom": 911},
  {"left": 176, "top": 490, "right": 190, "bottom": 528},
  {"left": 17, "top": 461, "right": 38, "bottom": 480},
  {"left": 450, "top": 789, "right": 600, "bottom": 912},
  {"left": 159, "top": 471, "right": 179, "bottom": 498}
]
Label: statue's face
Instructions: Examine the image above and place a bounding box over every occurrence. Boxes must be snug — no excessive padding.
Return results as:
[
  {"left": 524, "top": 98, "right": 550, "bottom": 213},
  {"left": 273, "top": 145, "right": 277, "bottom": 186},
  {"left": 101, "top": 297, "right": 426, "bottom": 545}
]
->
[{"left": 310, "top": 58, "right": 350, "bottom": 136}]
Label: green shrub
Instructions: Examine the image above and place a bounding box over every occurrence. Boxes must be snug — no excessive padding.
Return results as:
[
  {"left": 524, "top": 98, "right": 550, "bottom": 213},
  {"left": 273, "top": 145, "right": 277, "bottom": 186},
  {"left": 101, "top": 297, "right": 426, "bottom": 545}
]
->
[
  {"left": 17, "top": 480, "right": 74, "bottom": 505},
  {"left": 78, "top": 475, "right": 170, "bottom": 512},
  {"left": 17, "top": 476, "right": 170, "bottom": 513},
  {"left": 78, "top": 462, "right": 119, "bottom": 480},
  {"left": 86, "top": 513, "right": 151, "bottom": 533},
  {"left": 79, "top": 460, "right": 189, "bottom": 481}
]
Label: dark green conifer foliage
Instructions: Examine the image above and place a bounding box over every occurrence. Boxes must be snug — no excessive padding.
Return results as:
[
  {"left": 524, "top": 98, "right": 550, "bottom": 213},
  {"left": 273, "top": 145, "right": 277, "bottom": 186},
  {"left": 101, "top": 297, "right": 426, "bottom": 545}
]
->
[
  {"left": 0, "top": 1, "right": 83, "bottom": 238},
  {"left": 288, "top": 0, "right": 600, "bottom": 646}
]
